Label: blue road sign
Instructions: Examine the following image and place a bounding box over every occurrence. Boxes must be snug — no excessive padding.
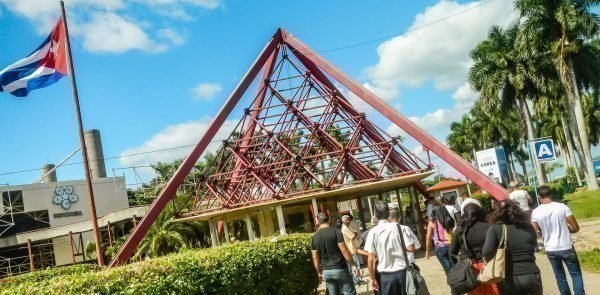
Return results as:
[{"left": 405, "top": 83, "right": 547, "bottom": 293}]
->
[{"left": 533, "top": 139, "right": 556, "bottom": 164}]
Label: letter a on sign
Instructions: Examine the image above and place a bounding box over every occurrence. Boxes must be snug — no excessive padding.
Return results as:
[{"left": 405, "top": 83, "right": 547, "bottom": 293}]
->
[
  {"left": 533, "top": 139, "right": 556, "bottom": 164},
  {"left": 538, "top": 144, "right": 552, "bottom": 158}
]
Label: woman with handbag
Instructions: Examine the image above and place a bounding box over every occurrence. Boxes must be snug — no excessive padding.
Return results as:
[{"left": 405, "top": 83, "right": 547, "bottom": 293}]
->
[
  {"left": 450, "top": 203, "right": 499, "bottom": 294},
  {"left": 482, "top": 200, "right": 542, "bottom": 295},
  {"left": 425, "top": 204, "right": 455, "bottom": 274}
]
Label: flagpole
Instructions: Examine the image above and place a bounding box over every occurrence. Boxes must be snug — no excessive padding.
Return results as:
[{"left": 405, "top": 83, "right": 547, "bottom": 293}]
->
[{"left": 60, "top": 0, "right": 105, "bottom": 267}]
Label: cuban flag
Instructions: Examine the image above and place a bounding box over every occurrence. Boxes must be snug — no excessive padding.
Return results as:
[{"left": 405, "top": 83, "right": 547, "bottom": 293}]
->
[{"left": 0, "top": 19, "right": 68, "bottom": 97}]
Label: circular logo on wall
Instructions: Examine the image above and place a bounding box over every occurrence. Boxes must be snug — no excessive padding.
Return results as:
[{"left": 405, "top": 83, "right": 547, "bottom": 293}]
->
[{"left": 52, "top": 185, "right": 79, "bottom": 210}]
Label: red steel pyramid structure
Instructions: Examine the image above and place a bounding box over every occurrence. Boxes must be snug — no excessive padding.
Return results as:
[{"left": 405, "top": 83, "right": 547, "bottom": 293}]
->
[{"left": 109, "top": 29, "right": 507, "bottom": 266}]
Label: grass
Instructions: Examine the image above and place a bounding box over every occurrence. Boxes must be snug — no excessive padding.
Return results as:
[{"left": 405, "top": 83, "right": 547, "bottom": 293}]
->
[
  {"left": 579, "top": 249, "right": 600, "bottom": 273},
  {"left": 564, "top": 189, "right": 600, "bottom": 220}
]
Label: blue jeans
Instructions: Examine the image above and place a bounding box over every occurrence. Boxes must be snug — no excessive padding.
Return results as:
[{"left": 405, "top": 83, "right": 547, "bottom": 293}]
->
[
  {"left": 435, "top": 246, "right": 453, "bottom": 274},
  {"left": 323, "top": 268, "right": 356, "bottom": 295},
  {"left": 347, "top": 253, "right": 362, "bottom": 284},
  {"left": 547, "top": 248, "right": 585, "bottom": 295}
]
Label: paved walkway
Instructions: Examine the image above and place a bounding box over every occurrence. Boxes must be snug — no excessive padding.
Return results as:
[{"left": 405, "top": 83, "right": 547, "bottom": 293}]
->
[{"left": 318, "top": 251, "right": 600, "bottom": 294}]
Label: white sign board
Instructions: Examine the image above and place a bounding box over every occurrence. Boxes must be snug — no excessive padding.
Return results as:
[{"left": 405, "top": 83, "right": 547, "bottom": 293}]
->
[
  {"left": 533, "top": 139, "right": 556, "bottom": 164},
  {"left": 475, "top": 147, "right": 503, "bottom": 185}
]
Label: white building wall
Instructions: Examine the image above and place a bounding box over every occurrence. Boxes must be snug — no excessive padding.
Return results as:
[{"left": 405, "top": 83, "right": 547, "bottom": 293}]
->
[
  {"left": 16, "top": 177, "right": 128, "bottom": 227},
  {"left": 1, "top": 177, "right": 128, "bottom": 266}
]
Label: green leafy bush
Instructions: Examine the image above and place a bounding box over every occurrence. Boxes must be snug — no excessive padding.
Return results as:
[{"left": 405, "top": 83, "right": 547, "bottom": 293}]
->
[
  {"left": 471, "top": 193, "right": 493, "bottom": 212},
  {"left": 521, "top": 182, "right": 565, "bottom": 201},
  {"left": 0, "top": 234, "right": 318, "bottom": 295}
]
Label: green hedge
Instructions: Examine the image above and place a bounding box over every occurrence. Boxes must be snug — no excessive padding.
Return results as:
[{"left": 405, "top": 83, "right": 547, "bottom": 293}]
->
[
  {"left": 471, "top": 193, "right": 493, "bottom": 212},
  {"left": 521, "top": 182, "right": 569, "bottom": 201},
  {"left": 0, "top": 234, "right": 318, "bottom": 295}
]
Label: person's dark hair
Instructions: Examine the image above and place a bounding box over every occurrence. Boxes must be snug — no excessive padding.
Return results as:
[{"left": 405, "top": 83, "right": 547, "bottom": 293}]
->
[
  {"left": 431, "top": 204, "right": 455, "bottom": 232},
  {"left": 389, "top": 209, "right": 401, "bottom": 221},
  {"left": 374, "top": 200, "right": 390, "bottom": 219},
  {"left": 317, "top": 212, "right": 329, "bottom": 225},
  {"left": 487, "top": 200, "right": 529, "bottom": 225},
  {"left": 460, "top": 203, "right": 485, "bottom": 229},
  {"left": 537, "top": 185, "right": 552, "bottom": 199}
]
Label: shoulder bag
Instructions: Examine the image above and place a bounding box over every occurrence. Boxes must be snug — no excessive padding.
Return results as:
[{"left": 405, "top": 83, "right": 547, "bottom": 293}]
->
[
  {"left": 446, "top": 228, "right": 480, "bottom": 293},
  {"left": 478, "top": 224, "right": 507, "bottom": 284},
  {"left": 397, "top": 224, "right": 430, "bottom": 295}
]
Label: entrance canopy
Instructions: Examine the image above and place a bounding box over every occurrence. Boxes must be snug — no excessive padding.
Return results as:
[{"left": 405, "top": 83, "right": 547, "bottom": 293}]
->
[{"left": 176, "top": 171, "right": 433, "bottom": 222}]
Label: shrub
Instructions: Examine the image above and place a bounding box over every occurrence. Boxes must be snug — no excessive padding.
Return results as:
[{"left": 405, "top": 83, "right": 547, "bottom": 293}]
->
[
  {"left": 521, "top": 182, "right": 565, "bottom": 201},
  {"left": 471, "top": 193, "right": 493, "bottom": 212},
  {"left": 0, "top": 234, "right": 318, "bottom": 295}
]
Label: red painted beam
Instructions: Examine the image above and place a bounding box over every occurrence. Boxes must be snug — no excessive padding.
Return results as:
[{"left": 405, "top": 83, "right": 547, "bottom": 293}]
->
[
  {"left": 281, "top": 29, "right": 508, "bottom": 201},
  {"left": 108, "top": 31, "right": 281, "bottom": 267}
]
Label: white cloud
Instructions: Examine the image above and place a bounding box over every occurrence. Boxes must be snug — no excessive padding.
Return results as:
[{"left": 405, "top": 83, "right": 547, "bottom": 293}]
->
[
  {"left": 386, "top": 124, "right": 406, "bottom": 138},
  {"left": 80, "top": 13, "right": 168, "bottom": 53},
  {"left": 403, "top": 82, "right": 478, "bottom": 134},
  {"left": 0, "top": 0, "right": 216, "bottom": 53},
  {"left": 192, "top": 82, "right": 222, "bottom": 101},
  {"left": 119, "top": 117, "right": 237, "bottom": 167},
  {"left": 367, "top": 0, "right": 514, "bottom": 93},
  {"left": 135, "top": 0, "right": 220, "bottom": 20},
  {"left": 452, "top": 83, "right": 478, "bottom": 108},
  {"left": 158, "top": 28, "right": 185, "bottom": 45},
  {"left": 368, "top": 1, "right": 512, "bottom": 136},
  {"left": 142, "top": 0, "right": 220, "bottom": 9},
  {"left": 409, "top": 108, "right": 461, "bottom": 131}
]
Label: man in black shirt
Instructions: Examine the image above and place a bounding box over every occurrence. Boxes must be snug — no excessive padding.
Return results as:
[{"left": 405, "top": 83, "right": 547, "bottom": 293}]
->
[{"left": 311, "top": 212, "right": 360, "bottom": 295}]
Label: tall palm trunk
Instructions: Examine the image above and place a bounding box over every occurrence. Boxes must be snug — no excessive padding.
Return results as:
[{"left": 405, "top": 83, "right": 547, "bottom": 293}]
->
[
  {"left": 517, "top": 152, "right": 528, "bottom": 185},
  {"left": 508, "top": 153, "right": 519, "bottom": 183},
  {"left": 505, "top": 149, "right": 515, "bottom": 183},
  {"left": 517, "top": 96, "right": 547, "bottom": 184},
  {"left": 561, "top": 113, "right": 583, "bottom": 186},
  {"left": 566, "top": 57, "right": 599, "bottom": 189}
]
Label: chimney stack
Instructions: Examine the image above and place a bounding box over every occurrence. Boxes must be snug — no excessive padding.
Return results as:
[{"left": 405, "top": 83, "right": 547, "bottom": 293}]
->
[
  {"left": 84, "top": 129, "right": 107, "bottom": 179},
  {"left": 41, "top": 164, "right": 57, "bottom": 183}
]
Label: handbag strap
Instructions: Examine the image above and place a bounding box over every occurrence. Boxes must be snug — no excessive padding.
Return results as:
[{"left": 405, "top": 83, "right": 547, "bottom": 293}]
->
[
  {"left": 396, "top": 224, "right": 412, "bottom": 268},
  {"left": 461, "top": 227, "right": 474, "bottom": 259},
  {"left": 498, "top": 224, "right": 507, "bottom": 250}
]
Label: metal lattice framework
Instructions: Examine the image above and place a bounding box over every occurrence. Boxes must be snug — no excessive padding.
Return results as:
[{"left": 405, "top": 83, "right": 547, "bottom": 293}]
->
[
  {"left": 109, "top": 28, "right": 508, "bottom": 267},
  {"left": 177, "top": 46, "right": 431, "bottom": 218}
]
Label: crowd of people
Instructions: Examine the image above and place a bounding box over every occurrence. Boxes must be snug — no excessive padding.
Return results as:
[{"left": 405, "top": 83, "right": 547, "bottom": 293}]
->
[{"left": 310, "top": 181, "right": 586, "bottom": 295}]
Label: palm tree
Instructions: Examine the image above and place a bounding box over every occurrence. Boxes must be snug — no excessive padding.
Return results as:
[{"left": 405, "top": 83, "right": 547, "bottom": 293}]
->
[
  {"left": 447, "top": 115, "right": 479, "bottom": 162},
  {"left": 536, "top": 94, "right": 585, "bottom": 185},
  {"left": 516, "top": 0, "right": 600, "bottom": 189},
  {"left": 133, "top": 204, "right": 201, "bottom": 259},
  {"left": 582, "top": 90, "right": 600, "bottom": 145},
  {"left": 468, "top": 23, "right": 548, "bottom": 184}
]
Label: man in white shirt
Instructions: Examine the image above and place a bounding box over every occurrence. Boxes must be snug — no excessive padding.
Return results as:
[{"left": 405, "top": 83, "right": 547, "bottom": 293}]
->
[
  {"left": 365, "top": 201, "right": 414, "bottom": 294},
  {"left": 509, "top": 181, "right": 532, "bottom": 214},
  {"left": 459, "top": 192, "right": 481, "bottom": 214},
  {"left": 531, "top": 185, "right": 584, "bottom": 295},
  {"left": 389, "top": 209, "right": 421, "bottom": 264}
]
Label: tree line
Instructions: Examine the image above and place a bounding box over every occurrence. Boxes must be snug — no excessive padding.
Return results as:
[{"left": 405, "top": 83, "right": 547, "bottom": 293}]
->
[{"left": 447, "top": 0, "right": 600, "bottom": 190}]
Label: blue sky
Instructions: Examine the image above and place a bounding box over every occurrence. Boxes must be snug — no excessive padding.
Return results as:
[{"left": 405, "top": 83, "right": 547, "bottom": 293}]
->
[{"left": 1, "top": 0, "right": 577, "bottom": 186}]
